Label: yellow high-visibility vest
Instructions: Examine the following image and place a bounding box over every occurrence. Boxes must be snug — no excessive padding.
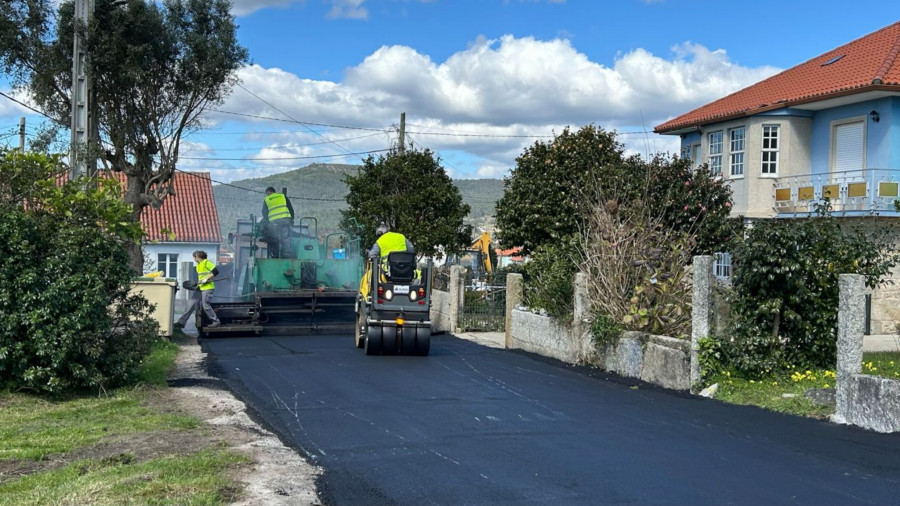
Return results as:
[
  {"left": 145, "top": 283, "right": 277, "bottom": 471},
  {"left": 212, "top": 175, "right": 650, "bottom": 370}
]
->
[
  {"left": 376, "top": 232, "right": 408, "bottom": 258},
  {"left": 265, "top": 193, "right": 291, "bottom": 221},
  {"left": 197, "top": 259, "right": 216, "bottom": 291}
]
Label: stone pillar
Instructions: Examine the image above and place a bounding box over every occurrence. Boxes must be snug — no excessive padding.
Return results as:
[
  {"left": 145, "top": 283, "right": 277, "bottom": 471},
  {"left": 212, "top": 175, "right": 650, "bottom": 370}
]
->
[
  {"left": 835, "top": 274, "right": 865, "bottom": 422},
  {"left": 573, "top": 272, "right": 590, "bottom": 359},
  {"left": 505, "top": 273, "right": 524, "bottom": 349},
  {"left": 449, "top": 265, "right": 465, "bottom": 333},
  {"left": 691, "top": 255, "right": 714, "bottom": 388}
]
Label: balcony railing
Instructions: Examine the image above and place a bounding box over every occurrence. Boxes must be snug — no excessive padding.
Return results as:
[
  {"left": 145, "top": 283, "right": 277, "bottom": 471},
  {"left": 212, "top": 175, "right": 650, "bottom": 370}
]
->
[{"left": 772, "top": 168, "right": 900, "bottom": 216}]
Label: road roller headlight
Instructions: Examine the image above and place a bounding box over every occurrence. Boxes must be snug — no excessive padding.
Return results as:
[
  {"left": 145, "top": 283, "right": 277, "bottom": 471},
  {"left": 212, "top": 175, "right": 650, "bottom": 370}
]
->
[
  {"left": 383, "top": 289, "right": 393, "bottom": 300},
  {"left": 409, "top": 290, "right": 418, "bottom": 301}
]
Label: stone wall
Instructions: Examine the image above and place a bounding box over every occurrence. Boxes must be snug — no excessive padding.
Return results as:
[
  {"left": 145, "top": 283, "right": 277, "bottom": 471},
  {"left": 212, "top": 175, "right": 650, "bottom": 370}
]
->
[
  {"left": 509, "top": 309, "right": 583, "bottom": 363},
  {"left": 834, "top": 274, "right": 900, "bottom": 432},
  {"left": 508, "top": 311, "right": 693, "bottom": 391}
]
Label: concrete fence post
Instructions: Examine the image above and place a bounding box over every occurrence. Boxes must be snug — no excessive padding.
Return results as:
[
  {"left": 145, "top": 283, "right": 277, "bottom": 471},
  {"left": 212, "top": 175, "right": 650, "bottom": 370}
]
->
[
  {"left": 691, "top": 255, "right": 714, "bottom": 388},
  {"left": 835, "top": 274, "right": 865, "bottom": 422},
  {"left": 573, "top": 272, "right": 590, "bottom": 359},
  {"left": 449, "top": 265, "right": 465, "bottom": 333},
  {"left": 505, "top": 273, "right": 524, "bottom": 349}
]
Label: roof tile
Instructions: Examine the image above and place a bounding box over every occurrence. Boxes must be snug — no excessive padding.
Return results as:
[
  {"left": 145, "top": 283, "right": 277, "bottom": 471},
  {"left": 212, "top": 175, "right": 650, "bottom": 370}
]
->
[{"left": 655, "top": 21, "right": 900, "bottom": 133}]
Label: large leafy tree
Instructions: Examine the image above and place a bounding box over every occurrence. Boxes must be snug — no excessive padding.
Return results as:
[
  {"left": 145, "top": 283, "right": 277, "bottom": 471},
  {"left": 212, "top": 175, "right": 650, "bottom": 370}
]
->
[
  {"left": 496, "top": 125, "right": 738, "bottom": 256},
  {"left": 495, "top": 125, "right": 638, "bottom": 255},
  {"left": 0, "top": 0, "right": 249, "bottom": 271},
  {"left": 341, "top": 148, "right": 472, "bottom": 259}
]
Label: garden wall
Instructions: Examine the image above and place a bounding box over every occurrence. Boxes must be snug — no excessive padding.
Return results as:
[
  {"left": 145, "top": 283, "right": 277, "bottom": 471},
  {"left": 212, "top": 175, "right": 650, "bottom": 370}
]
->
[
  {"left": 834, "top": 274, "right": 900, "bottom": 432},
  {"left": 508, "top": 308, "right": 693, "bottom": 391}
]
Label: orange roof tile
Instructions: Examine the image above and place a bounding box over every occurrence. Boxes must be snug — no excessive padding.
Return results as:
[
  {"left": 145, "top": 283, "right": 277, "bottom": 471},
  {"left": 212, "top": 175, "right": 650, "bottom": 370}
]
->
[
  {"left": 55, "top": 170, "right": 221, "bottom": 243},
  {"left": 655, "top": 21, "right": 900, "bottom": 133},
  {"left": 139, "top": 172, "right": 221, "bottom": 243}
]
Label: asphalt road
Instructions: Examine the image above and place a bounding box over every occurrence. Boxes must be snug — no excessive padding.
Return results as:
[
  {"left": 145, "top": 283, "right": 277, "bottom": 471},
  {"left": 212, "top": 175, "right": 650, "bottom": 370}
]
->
[{"left": 201, "top": 333, "right": 900, "bottom": 506}]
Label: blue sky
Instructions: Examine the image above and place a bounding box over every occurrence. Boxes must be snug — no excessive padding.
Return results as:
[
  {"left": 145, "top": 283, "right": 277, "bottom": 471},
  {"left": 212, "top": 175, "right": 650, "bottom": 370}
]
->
[{"left": 2, "top": 0, "right": 898, "bottom": 183}]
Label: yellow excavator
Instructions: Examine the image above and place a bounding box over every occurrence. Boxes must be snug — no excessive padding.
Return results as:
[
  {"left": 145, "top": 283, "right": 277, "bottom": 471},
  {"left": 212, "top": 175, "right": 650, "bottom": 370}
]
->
[{"left": 468, "top": 231, "right": 493, "bottom": 282}]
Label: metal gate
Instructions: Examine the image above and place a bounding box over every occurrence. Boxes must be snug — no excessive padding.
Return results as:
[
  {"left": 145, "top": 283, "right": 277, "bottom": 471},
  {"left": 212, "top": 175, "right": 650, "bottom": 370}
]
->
[{"left": 459, "top": 274, "right": 506, "bottom": 332}]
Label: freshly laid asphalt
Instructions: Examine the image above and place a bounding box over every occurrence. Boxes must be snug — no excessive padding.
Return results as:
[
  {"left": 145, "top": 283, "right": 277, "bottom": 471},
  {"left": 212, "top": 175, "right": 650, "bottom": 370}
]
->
[{"left": 200, "top": 333, "right": 900, "bottom": 506}]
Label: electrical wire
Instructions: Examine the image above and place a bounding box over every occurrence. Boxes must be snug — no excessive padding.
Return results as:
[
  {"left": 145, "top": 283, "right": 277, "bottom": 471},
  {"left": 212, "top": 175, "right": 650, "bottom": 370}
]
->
[
  {"left": 180, "top": 148, "right": 390, "bottom": 161},
  {"left": 174, "top": 168, "right": 346, "bottom": 202},
  {"left": 0, "top": 91, "right": 55, "bottom": 120}
]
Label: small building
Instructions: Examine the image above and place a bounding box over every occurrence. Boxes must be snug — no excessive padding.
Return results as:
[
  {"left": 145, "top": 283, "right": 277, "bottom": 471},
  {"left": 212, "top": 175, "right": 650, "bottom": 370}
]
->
[{"left": 139, "top": 171, "right": 222, "bottom": 309}]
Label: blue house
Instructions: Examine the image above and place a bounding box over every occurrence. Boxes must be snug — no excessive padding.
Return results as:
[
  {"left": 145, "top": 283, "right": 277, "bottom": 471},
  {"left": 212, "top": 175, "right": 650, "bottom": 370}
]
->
[{"left": 655, "top": 20, "right": 900, "bottom": 333}]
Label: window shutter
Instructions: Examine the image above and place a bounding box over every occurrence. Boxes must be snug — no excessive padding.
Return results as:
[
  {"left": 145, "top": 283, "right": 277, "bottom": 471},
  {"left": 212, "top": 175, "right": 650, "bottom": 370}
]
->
[{"left": 833, "top": 121, "right": 864, "bottom": 172}]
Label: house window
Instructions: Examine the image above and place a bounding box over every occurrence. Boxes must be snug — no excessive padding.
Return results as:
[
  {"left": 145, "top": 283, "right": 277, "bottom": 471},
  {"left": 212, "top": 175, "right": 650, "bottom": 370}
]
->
[
  {"left": 158, "top": 253, "right": 178, "bottom": 278},
  {"left": 714, "top": 252, "right": 732, "bottom": 281},
  {"left": 761, "top": 125, "right": 780, "bottom": 176},
  {"left": 729, "top": 127, "right": 745, "bottom": 177},
  {"left": 708, "top": 131, "right": 723, "bottom": 176},
  {"left": 832, "top": 120, "right": 864, "bottom": 173}
]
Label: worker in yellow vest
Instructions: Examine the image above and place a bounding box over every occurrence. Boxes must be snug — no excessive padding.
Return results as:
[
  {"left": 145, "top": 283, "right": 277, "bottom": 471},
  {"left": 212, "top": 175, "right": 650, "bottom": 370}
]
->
[
  {"left": 174, "top": 250, "right": 221, "bottom": 329},
  {"left": 359, "top": 224, "right": 416, "bottom": 299},
  {"left": 261, "top": 187, "right": 295, "bottom": 258},
  {"left": 368, "top": 223, "right": 414, "bottom": 260}
]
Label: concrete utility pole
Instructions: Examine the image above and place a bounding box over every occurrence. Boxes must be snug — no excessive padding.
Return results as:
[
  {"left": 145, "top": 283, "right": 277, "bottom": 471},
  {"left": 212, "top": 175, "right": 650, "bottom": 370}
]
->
[
  {"left": 398, "top": 112, "right": 406, "bottom": 153},
  {"left": 69, "top": 0, "right": 95, "bottom": 180},
  {"left": 19, "top": 117, "right": 25, "bottom": 153}
]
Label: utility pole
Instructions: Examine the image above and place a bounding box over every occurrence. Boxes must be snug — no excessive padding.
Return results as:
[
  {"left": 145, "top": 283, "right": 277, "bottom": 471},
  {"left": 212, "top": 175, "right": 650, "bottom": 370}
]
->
[
  {"left": 18, "top": 117, "right": 25, "bottom": 153},
  {"left": 398, "top": 112, "right": 406, "bottom": 153},
  {"left": 69, "top": 0, "right": 95, "bottom": 180}
]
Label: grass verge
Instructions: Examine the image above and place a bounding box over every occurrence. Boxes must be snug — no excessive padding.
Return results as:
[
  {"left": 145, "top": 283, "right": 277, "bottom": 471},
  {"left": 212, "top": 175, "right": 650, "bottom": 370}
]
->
[
  {"left": 706, "top": 351, "right": 900, "bottom": 419},
  {"left": 0, "top": 336, "right": 250, "bottom": 505}
]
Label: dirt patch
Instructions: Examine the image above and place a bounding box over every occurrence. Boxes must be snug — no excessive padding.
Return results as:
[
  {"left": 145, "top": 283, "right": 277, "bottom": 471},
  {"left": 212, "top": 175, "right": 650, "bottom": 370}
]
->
[{"left": 165, "top": 334, "right": 323, "bottom": 505}]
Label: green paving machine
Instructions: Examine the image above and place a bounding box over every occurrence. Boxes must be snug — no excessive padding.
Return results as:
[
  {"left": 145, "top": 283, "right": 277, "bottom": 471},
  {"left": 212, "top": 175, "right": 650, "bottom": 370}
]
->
[{"left": 199, "top": 216, "right": 364, "bottom": 337}]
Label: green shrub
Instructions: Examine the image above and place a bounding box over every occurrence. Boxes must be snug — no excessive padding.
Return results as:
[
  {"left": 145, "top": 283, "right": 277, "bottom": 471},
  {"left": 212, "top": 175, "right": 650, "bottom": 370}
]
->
[
  {"left": 590, "top": 314, "right": 624, "bottom": 347},
  {"left": 0, "top": 151, "right": 157, "bottom": 393},
  {"left": 723, "top": 203, "right": 899, "bottom": 377},
  {"left": 522, "top": 239, "right": 578, "bottom": 320}
]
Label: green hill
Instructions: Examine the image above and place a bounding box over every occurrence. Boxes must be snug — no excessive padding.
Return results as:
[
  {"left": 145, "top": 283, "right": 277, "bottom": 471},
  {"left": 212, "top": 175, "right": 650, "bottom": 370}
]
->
[{"left": 212, "top": 163, "right": 504, "bottom": 246}]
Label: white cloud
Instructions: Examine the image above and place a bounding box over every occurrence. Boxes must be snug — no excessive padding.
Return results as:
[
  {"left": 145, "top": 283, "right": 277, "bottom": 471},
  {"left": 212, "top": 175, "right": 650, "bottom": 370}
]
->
[
  {"left": 231, "top": 0, "right": 298, "bottom": 17},
  {"left": 208, "top": 35, "right": 780, "bottom": 180},
  {"left": 1, "top": 32, "right": 779, "bottom": 182},
  {"left": 326, "top": 0, "right": 368, "bottom": 19}
]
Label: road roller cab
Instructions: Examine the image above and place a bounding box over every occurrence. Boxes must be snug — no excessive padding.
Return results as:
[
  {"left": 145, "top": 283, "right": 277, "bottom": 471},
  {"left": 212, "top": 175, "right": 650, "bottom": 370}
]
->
[{"left": 356, "top": 251, "right": 432, "bottom": 356}]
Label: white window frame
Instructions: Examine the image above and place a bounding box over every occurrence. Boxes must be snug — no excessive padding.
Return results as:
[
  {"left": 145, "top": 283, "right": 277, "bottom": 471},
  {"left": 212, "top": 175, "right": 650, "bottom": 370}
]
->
[
  {"left": 829, "top": 116, "right": 866, "bottom": 175},
  {"left": 708, "top": 131, "right": 723, "bottom": 177},
  {"left": 729, "top": 127, "right": 745, "bottom": 177},
  {"left": 714, "top": 252, "right": 732, "bottom": 281},
  {"left": 761, "top": 124, "right": 780, "bottom": 177},
  {"left": 158, "top": 253, "right": 179, "bottom": 278}
]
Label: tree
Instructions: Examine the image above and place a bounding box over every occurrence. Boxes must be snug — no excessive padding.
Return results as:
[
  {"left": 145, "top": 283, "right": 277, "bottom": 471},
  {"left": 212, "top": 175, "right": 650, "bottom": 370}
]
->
[
  {"left": 341, "top": 148, "right": 472, "bottom": 258},
  {"left": 1, "top": 0, "right": 249, "bottom": 271},
  {"left": 495, "top": 125, "right": 635, "bottom": 255}
]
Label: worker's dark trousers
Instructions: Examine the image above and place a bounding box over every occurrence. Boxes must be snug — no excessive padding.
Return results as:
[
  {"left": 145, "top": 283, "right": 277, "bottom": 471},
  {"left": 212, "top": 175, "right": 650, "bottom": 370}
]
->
[
  {"left": 267, "top": 219, "right": 293, "bottom": 258},
  {"left": 177, "top": 289, "right": 219, "bottom": 326}
]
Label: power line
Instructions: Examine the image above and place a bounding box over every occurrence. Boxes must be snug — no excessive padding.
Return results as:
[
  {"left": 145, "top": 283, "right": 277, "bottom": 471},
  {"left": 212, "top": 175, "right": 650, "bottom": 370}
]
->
[
  {"left": 181, "top": 131, "right": 387, "bottom": 152},
  {"left": 0, "top": 91, "right": 55, "bottom": 120},
  {"left": 174, "top": 168, "right": 347, "bottom": 202},
  {"left": 234, "top": 84, "right": 389, "bottom": 164},
  {"left": 180, "top": 148, "right": 390, "bottom": 161},
  {"left": 213, "top": 109, "right": 390, "bottom": 133}
]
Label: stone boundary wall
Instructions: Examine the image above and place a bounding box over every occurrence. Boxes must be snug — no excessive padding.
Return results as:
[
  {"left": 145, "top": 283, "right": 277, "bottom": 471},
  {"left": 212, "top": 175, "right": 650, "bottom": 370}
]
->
[
  {"left": 509, "top": 309, "right": 582, "bottom": 363},
  {"left": 508, "top": 309, "right": 693, "bottom": 391},
  {"left": 834, "top": 274, "right": 900, "bottom": 432}
]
